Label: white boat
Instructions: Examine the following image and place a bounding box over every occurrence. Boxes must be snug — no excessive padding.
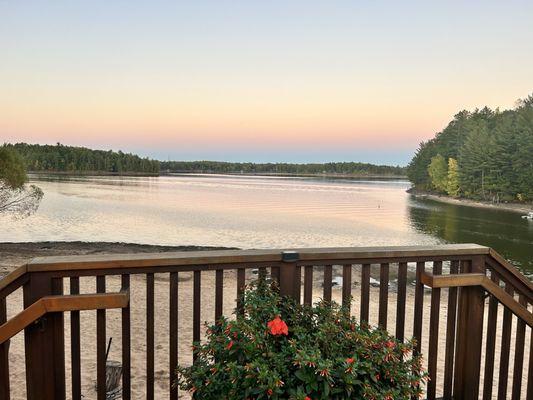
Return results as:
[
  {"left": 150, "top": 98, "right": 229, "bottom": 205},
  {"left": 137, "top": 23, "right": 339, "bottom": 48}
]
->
[{"left": 521, "top": 211, "right": 533, "bottom": 220}]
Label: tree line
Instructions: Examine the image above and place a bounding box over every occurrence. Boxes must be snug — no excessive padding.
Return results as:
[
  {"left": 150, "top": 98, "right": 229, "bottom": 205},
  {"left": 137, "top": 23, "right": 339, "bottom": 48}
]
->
[
  {"left": 5, "top": 143, "right": 160, "bottom": 174},
  {"left": 407, "top": 94, "right": 533, "bottom": 202},
  {"left": 5, "top": 143, "right": 406, "bottom": 178},
  {"left": 161, "top": 161, "right": 405, "bottom": 177}
]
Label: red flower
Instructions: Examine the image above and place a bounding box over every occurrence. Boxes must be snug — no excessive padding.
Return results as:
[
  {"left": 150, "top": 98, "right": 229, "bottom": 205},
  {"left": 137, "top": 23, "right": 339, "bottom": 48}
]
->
[
  {"left": 305, "top": 397, "right": 311, "bottom": 400},
  {"left": 345, "top": 357, "right": 354, "bottom": 364},
  {"left": 267, "top": 316, "right": 289, "bottom": 336},
  {"left": 226, "top": 340, "right": 234, "bottom": 350}
]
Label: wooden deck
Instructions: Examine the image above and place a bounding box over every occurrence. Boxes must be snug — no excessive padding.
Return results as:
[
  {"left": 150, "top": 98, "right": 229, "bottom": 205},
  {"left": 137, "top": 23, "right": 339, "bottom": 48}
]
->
[{"left": 0, "top": 244, "right": 531, "bottom": 399}]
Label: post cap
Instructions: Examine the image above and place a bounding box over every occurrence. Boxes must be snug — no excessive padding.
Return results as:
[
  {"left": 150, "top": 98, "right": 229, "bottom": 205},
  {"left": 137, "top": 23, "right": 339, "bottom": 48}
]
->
[{"left": 281, "top": 251, "right": 299, "bottom": 262}]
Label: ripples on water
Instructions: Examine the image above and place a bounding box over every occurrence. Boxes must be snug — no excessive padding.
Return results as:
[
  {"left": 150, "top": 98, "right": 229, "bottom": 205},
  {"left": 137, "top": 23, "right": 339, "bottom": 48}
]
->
[{"left": 2, "top": 174, "right": 532, "bottom": 274}]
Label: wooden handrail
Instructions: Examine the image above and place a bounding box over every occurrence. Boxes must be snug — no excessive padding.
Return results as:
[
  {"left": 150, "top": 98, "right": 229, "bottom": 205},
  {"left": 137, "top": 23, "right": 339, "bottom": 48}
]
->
[
  {"left": 23, "top": 244, "right": 490, "bottom": 272},
  {"left": 421, "top": 271, "right": 533, "bottom": 327},
  {"left": 488, "top": 248, "right": 533, "bottom": 291},
  {"left": 0, "top": 292, "right": 129, "bottom": 344}
]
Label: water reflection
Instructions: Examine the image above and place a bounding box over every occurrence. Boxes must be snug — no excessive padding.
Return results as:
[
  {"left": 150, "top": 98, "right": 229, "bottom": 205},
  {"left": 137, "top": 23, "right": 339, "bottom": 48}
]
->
[
  {"left": 1, "top": 174, "right": 531, "bottom": 276},
  {"left": 408, "top": 197, "right": 533, "bottom": 275}
]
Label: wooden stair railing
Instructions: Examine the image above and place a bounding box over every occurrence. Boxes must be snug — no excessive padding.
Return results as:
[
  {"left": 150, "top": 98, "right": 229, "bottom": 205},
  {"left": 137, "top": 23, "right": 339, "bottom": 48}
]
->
[
  {"left": 0, "top": 291, "right": 129, "bottom": 345},
  {"left": 420, "top": 271, "right": 533, "bottom": 327}
]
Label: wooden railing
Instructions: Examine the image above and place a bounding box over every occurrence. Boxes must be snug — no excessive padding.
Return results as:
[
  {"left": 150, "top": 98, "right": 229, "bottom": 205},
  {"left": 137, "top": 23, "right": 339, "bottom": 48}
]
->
[{"left": 0, "top": 244, "right": 531, "bottom": 400}]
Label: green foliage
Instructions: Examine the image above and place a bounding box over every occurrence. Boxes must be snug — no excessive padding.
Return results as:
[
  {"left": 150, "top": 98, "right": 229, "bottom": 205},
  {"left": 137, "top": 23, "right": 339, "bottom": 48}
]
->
[
  {"left": 446, "top": 158, "right": 460, "bottom": 197},
  {"left": 427, "top": 154, "right": 448, "bottom": 193},
  {"left": 407, "top": 94, "right": 533, "bottom": 202},
  {"left": 177, "top": 281, "right": 426, "bottom": 400},
  {"left": 0, "top": 145, "right": 27, "bottom": 189},
  {"left": 5, "top": 143, "right": 160, "bottom": 175},
  {"left": 161, "top": 161, "right": 405, "bottom": 177},
  {"left": 0, "top": 145, "right": 43, "bottom": 216}
]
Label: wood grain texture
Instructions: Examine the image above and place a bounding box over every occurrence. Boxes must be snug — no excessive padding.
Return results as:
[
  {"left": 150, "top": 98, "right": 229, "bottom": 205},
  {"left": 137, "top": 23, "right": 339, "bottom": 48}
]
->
[{"left": 0, "top": 292, "right": 128, "bottom": 345}]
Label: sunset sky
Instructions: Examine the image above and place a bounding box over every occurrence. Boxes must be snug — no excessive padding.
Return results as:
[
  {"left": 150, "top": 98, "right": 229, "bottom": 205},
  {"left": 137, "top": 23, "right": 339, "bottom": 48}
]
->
[{"left": 1, "top": 1, "right": 532, "bottom": 165}]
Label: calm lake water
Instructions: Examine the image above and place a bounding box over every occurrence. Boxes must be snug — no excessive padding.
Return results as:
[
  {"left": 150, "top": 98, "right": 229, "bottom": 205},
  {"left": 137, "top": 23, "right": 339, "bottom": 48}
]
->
[{"left": 2, "top": 174, "right": 532, "bottom": 275}]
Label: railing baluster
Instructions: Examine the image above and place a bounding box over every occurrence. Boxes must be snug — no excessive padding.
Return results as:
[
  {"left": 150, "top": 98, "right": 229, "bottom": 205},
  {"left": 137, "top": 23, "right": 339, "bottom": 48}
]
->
[
  {"left": 169, "top": 272, "right": 178, "bottom": 400},
  {"left": 193, "top": 271, "right": 201, "bottom": 361},
  {"left": 526, "top": 328, "right": 533, "bottom": 400},
  {"left": 70, "top": 277, "right": 81, "bottom": 400},
  {"left": 427, "top": 261, "right": 442, "bottom": 400},
  {"left": 323, "top": 265, "right": 332, "bottom": 302},
  {"left": 215, "top": 270, "right": 223, "bottom": 321},
  {"left": 395, "top": 262, "right": 407, "bottom": 341},
  {"left": 342, "top": 264, "right": 352, "bottom": 308},
  {"left": 122, "top": 274, "right": 131, "bottom": 400},
  {"left": 96, "top": 275, "right": 106, "bottom": 400},
  {"left": 443, "top": 261, "right": 459, "bottom": 400},
  {"left": 270, "top": 265, "right": 280, "bottom": 285},
  {"left": 511, "top": 295, "right": 527, "bottom": 400},
  {"left": 497, "top": 284, "right": 514, "bottom": 400},
  {"left": 237, "top": 269, "right": 245, "bottom": 315},
  {"left": 0, "top": 297, "right": 9, "bottom": 400},
  {"left": 258, "top": 267, "right": 267, "bottom": 282},
  {"left": 378, "top": 263, "right": 389, "bottom": 328},
  {"left": 146, "top": 273, "right": 155, "bottom": 400},
  {"left": 413, "top": 261, "right": 425, "bottom": 356},
  {"left": 482, "top": 272, "right": 499, "bottom": 400},
  {"left": 360, "top": 264, "right": 370, "bottom": 323},
  {"left": 294, "top": 265, "right": 302, "bottom": 302},
  {"left": 304, "top": 266, "right": 313, "bottom": 306}
]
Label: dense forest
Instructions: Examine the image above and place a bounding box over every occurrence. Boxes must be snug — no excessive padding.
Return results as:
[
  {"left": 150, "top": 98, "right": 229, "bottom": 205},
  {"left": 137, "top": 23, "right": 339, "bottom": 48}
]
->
[
  {"left": 160, "top": 161, "right": 405, "bottom": 177},
  {"left": 407, "top": 95, "right": 533, "bottom": 203},
  {"left": 4, "top": 143, "right": 160, "bottom": 175},
  {"left": 4, "top": 143, "right": 405, "bottom": 177}
]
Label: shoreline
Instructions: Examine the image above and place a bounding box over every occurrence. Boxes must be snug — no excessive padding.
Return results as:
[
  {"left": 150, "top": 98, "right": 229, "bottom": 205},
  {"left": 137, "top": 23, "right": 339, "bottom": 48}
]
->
[
  {"left": 408, "top": 189, "right": 533, "bottom": 214},
  {"left": 28, "top": 170, "right": 407, "bottom": 180},
  {"left": 28, "top": 171, "right": 160, "bottom": 177},
  {"left": 162, "top": 171, "right": 407, "bottom": 180}
]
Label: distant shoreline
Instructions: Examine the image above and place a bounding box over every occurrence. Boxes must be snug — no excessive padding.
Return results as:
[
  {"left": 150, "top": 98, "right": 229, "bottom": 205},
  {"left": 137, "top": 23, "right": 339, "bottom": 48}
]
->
[
  {"left": 28, "top": 170, "right": 408, "bottom": 180},
  {"left": 162, "top": 171, "right": 408, "bottom": 180},
  {"left": 28, "top": 170, "right": 159, "bottom": 177},
  {"left": 408, "top": 189, "right": 533, "bottom": 214}
]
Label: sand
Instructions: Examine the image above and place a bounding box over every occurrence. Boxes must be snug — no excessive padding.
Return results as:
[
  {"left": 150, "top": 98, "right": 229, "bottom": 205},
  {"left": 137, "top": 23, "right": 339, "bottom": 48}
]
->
[{"left": 1, "top": 242, "right": 530, "bottom": 399}]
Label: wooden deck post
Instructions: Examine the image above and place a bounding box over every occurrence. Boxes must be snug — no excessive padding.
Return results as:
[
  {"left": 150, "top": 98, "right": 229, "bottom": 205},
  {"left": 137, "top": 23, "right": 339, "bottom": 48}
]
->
[
  {"left": 452, "top": 256, "right": 486, "bottom": 400},
  {"left": 0, "top": 297, "right": 10, "bottom": 400},
  {"left": 280, "top": 252, "right": 300, "bottom": 301},
  {"left": 23, "top": 273, "right": 66, "bottom": 400}
]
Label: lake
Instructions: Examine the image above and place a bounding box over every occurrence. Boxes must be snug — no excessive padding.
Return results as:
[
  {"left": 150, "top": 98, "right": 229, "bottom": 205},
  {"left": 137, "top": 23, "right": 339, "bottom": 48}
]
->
[{"left": 2, "top": 174, "right": 532, "bottom": 276}]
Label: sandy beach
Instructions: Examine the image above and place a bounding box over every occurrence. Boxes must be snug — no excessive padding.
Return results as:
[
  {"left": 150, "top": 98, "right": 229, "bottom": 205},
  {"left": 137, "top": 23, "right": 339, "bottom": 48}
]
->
[{"left": 1, "top": 242, "right": 529, "bottom": 399}]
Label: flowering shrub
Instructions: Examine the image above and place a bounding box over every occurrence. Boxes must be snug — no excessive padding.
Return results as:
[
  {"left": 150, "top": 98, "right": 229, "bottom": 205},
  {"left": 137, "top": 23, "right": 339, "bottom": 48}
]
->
[{"left": 176, "top": 280, "right": 426, "bottom": 399}]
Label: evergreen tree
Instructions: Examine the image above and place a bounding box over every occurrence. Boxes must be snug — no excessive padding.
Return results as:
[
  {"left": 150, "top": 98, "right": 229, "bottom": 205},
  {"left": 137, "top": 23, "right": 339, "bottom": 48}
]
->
[{"left": 407, "top": 93, "right": 533, "bottom": 203}]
